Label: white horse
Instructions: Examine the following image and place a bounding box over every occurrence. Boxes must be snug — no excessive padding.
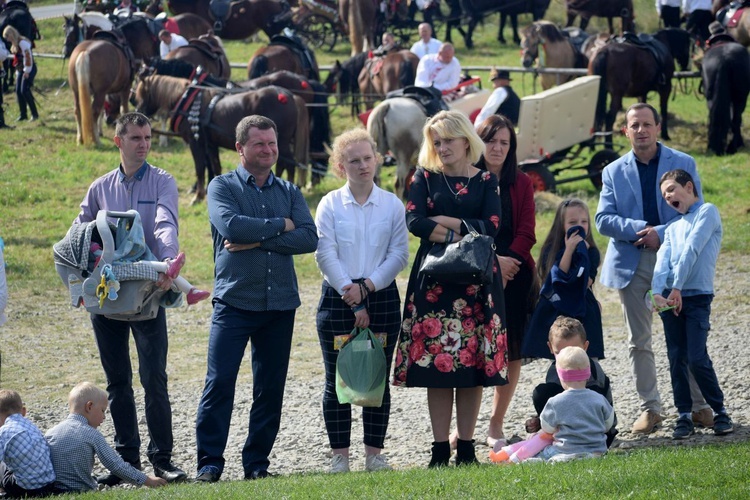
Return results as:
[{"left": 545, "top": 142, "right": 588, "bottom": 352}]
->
[{"left": 366, "top": 97, "right": 426, "bottom": 200}]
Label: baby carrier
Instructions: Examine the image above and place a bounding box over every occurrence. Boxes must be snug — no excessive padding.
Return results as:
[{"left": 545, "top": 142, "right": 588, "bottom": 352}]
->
[{"left": 53, "top": 210, "right": 178, "bottom": 321}]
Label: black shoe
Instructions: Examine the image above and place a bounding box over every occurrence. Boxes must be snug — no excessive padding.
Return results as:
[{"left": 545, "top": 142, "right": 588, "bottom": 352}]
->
[
  {"left": 96, "top": 473, "right": 124, "bottom": 486},
  {"left": 194, "top": 465, "right": 221, "bottom": 483},
  {"left": 672, "top": 416, "right": 694, "bottom": 440},
  {"left": 15, "top": 116, "right": 27, "bottom": 122},
  {"left": 0, "top": 122, "right": 12, "bottom": 129},
  {"left": 29, "top": 115, "right": 38, "bottom": 122},
  {"left": 153, "top": 462, "right": 188, "bottom": 483},
  {"left": 713, "top": 413, "right": 734, "bottom": 435},
  {"left": 428, "top": 441, "right": 451, "bottom": 468},
  {"left": 244, "top": 469, "right": 275, "bottom": 480},
  {"left": 455, "top": 438, "right": 478, "bottom": 466}
]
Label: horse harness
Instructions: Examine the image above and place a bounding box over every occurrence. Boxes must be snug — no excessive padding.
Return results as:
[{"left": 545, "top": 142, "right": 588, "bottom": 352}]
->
[
  {"left": 91, "top": 30, "right": 139, "bottom": 82},
  {"left": 186, "top": 38, "right": 228, "bottom": 78},
  {"left": 716, "top": 2, "right": 750, "bottom": 29},
  {"left": 615, "top": 33, "right": 671, "bottom": 85},
  {"left": 269, "top": 34, "right": 319, "bottom": 80},
  {"left": 170, "top": 70, "right": 227, "bottom": 141}
]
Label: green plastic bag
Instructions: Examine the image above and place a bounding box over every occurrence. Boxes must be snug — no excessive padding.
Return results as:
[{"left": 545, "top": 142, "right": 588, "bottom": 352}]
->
[{"left": 335, "top": 327, "right": 387, "bottom": 407}]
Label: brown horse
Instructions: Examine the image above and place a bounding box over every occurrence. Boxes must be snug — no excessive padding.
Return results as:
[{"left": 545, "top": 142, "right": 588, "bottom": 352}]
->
[
  {"left": 566, "top": 0, "right": 635, "bottom": 34},
  {"left": 68, "top": 39, "right": 133, "bottom": 145},
  {"left": 520, "top": 20, "right": 588, "bottom": 90},
  {"left": 165, "top": 33, "right": 231, "bottom": 80},
  {"left": 358, "top": 50, "right": 420, "bottom": 109},
  {"left": 588, "top": 37, "right": 675, "bottom": 145},
  {"left": 339, "top": 0, "right": 376, "bottom": 56},
  {"left": 713, "top": 0, "right": 750, "bottom": 46},
  {"left": 167, "top": 0, "right": 291, "bottom": 40},
  {"left": 62, "top": 12, "right": 158, "bottom": 61},
  {"left": 134, "top": 75, "right": 309, "bottom": 202},
  {"left": 247, "top": 40, "right": 320, "bottom": 80}
]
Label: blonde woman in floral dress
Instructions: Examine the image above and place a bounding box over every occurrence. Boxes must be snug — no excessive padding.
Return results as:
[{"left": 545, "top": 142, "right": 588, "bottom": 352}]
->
[{"left": 392, "top": 110, "right": 508, "bottom": 467}]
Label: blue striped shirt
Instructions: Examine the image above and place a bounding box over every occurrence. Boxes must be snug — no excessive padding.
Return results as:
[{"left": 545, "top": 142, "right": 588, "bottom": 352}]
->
[
  {"left": 207, "top": 167, "right": 318, "bottom": 311},
  {"left": 45, "top": 414, "right": 147, "bottom": 492},
  {"left": 0, "top": 414, "right": 56, "bottom": 490}
]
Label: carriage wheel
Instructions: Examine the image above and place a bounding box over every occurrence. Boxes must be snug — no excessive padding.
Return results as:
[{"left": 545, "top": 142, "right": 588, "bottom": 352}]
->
[
  {"left": 587, "top": 149, "right": 620, "bottom": 190},
  {"left": 296, "top": 14, "right": 338, "bottom": 52},
  {"left": 522, "top": 164, "right": 556, "bottom": 193}
]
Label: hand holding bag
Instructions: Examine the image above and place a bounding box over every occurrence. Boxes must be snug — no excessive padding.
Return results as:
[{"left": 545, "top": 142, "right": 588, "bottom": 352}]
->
[
  {"left": 335, "top": 327, "right": 388, "bottom": 407},
  {"left": 419, "top": 220, "right": 496, "bottom": 285}
]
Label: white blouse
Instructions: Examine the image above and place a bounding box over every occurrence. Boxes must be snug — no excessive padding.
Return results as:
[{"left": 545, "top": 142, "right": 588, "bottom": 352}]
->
[{"left": 314, "top": 184, "right": 409, "bottom": 295}]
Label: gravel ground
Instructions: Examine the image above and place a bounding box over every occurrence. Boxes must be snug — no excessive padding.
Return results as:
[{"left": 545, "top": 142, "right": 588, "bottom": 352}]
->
[{"left": 17, "top": 254, "right": 750, "bottom": 482}]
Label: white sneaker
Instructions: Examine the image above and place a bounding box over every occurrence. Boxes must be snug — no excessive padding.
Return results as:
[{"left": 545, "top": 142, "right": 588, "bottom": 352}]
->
[
  {"left": 365, "top": 454, "right": 392, "bottom": 472},
  {"left": 330, "top": 454, "right": 350, "bottom": 473}
]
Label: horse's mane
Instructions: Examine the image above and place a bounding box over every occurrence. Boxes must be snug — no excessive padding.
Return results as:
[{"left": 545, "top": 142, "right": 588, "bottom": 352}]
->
[
  {"left": 144, "top": 74, "right": 191, "bottom": 111},
  {"left": 536, "top": 21, "right": 566, "bottom": 43},
  {"left": 80, "top": 12, "right": 114, "bottom": 31}
]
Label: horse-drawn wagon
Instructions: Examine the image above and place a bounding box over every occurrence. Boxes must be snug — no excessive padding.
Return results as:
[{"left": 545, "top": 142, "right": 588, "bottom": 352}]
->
[{"left": 516, "top": 74, "right": 620, "bottom": 192}]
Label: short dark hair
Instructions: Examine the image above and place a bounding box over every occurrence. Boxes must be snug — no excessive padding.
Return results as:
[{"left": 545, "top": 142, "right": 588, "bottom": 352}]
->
[
  {"left": 626, "top": 103, "right": 660, "bottom": 125},
  {"left": 475, "top": 114, "right": 518, "bottom": 186},
  {"left": 158, "top": 29, "right": 171, "bottom": 39},
  {"left": 115, "top": 112, "right": 151, "bottom": 137},
  {"left": 660, "top": 168, "right": 698, "bottom": 196},
  {"left": 548, "top": 316, "right": 587, "bottom": 343},
  {"left": 236, "top": 115, "right": 277, "bottom": 144},
  {"left": 0, "top": 390, "right": 23, "bottom": 415}
]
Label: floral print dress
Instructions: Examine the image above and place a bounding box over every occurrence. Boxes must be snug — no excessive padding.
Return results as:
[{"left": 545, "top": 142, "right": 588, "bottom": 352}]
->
[{"left": 393, "top": 168, "right": 509, "bottom": 388}]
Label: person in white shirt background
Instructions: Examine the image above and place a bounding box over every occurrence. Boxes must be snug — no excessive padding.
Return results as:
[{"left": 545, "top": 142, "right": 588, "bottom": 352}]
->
[
  {"left": 159, "top": 30, "right": 189, "bottom": 59},
  {"left": 682, "top": 0, "right": 713, "bottom": 43},
  {"left": 414, "top": 42, "right": 461, "bottom": 95},
  {"left": 410, "top": 22, "right": 442, "bottom": 60},
  {"left": 474, "top": 68, "right": 520, "bottom": 128}
]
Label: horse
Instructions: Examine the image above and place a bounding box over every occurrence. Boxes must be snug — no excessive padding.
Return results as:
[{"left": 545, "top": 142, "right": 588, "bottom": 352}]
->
[
  {"left": 366, "top": 96, "right": 427, "bottom": 199},
  {"left": 165, "top": 33, "right": 231, "bottom": 80},
  {"left": 323, "top": 52, "right": 368, "bottom": 116},
  {"left": 133, "top": 75, "right": 309, "bottom": 202},
  {"left": 62, "top": 12, "right": 157, "bottom": 61},
  {"left": 339, "top": 0, "right": 377, "bottom": 56},
  {"left": 565, "top": 0, "right": 635, "bottom": 34},
  {"left": 358, "top": 50, "right": 419, "bottom": 109},
  {"left": 653, "top": 28, "right": 693, "bottom": 71},
  {"left": 68, "top": 39, "right": 133, "bottom": 145},
  {"left": 520, "top": 20, "right": 589, "bottom": 90},
  {"left": 589, "top": 35, "right": 675, "bottom": 146},
  {"left": 699, "top": 41, "right": 750, "bottom": 155},
  {"left": 443, "top": 0, "right": 550, "bottom": 48},
  {"left": 247, "top": 38, "right": 320, "bottom": 80},
  {"left": 1, "top": 1, "right": 40, "bottom": 93},
  {"left": 713, "top": 0, "right": 750, "bottom": 46},
  {"left": 167, "top": 0, "right": 291, "bottom": 40}
]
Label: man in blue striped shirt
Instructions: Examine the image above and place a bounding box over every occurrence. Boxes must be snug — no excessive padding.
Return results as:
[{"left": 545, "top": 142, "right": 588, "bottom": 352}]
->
[{"left": 195, "top": 115, "right": 318, "bottom": 483}]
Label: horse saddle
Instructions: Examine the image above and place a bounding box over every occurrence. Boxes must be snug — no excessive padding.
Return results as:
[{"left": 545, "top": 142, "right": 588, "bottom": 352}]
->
[
  {"left": 716, "top": 3, "right": 748, "bottom": 29},
  {"left": 386, "top": 85, "right": 448, "bottom": 117},
  {"left": 562, "top": 26, "right": 589, "bottom": 55},
  {"left": 92, "top": 30, "right": 138, "bottom": 77},
  {"left": 188, "top": 39, "right": 224, "bottom": 60},
  {"left": 270, "top": 33, "right": 319, "bottom": 80},
  {"left": 209, "top": 0, "right": 233, "bottom": 22},
  {"left": 4, "top": 0, "right": 30, "bottom": 12},
  {"left": 266, "top": 0, "right": 293, "bottom": 36},
  {"left": 366, "top": 57, "right": 385, "bottom": 77},
  {"left": 617, "top": 33, "right": 671, "bottom": 73}
]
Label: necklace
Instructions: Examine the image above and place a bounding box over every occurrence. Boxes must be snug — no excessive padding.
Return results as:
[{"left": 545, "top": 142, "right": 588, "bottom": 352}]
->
[{"left": 442, "top": 165, "right": 471, "bottom": 200}]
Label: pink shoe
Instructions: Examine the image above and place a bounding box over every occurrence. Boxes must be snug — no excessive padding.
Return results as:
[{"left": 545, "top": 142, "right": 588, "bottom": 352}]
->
[
  {"left": 187, "top": 288, "right": 211, "bottom": 305},
  {"left": 166, "top": 252, "right": 186, "bottom": 279}
]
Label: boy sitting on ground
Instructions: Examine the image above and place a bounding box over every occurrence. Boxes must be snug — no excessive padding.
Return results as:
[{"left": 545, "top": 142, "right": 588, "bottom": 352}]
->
[
  {"left": 45, "top": 382, "right": 166, "bottom": 492},
  {"left": 526, "top": 316, "right": 618, "bottom": 447},
  {"left": 0, "top": 389, "right": 57, "bottom": 498}
]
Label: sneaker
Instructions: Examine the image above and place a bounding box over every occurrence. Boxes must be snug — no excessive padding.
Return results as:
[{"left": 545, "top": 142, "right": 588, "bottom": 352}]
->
[
  {"left": 713, "top": 413, "right": 734, "bottom": 435},
  {"left": 187, "top": 288, "right": 211, "bottom": 305},
  {"left": 194, "top": 465, "right": 221, "bottom": 483},
  {"left": 672, "top": 416, "right": 694, "bottom": 439},
  {"left": 692, "top": 408, "right": 715, "bottom": 428},
  {"left": 166, "top": 252, "right": 186, "bottom": 279},
  {"left": 330, "top": 454, "right": 349, "bottom": 473},
  {"left": 631, "top": 410, "right": 663, "bottom": 434},
  {"left": 365, "top": 454, "right": 392, "bottom": 472}
]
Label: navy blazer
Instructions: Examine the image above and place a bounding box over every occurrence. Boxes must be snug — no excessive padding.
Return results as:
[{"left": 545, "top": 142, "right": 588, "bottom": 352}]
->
[{"left": 595, "top": 144, "right": 702, "bottom": 290}]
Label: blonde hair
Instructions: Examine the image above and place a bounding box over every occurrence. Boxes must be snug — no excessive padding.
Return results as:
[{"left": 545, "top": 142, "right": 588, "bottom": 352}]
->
[
  {"left": 2, "top": 25, "right": 26, "bottom": 53},
  {"left": 68, "top": 382, "right": 108, "bottom": 412},
  {"left": 556, "top": 346, "right": 589, "bottom": 371},
  {"left": 328, "top": 128, "right": 382, "bottom": 178},
  {"left": 418, "top": 110, "right": 485, "bottom": 172}
]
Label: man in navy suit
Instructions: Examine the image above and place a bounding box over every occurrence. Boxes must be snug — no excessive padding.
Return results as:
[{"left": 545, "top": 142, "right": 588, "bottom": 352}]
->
[{"left": 596, "top": 103, "right": 712, "bottom": 435}]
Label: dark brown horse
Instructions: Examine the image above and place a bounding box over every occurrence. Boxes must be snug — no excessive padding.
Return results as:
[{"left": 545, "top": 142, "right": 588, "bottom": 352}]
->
[
  {"left": 68, "top": 39, "right": 133, "bottom": 145},
  {"left": 165, "top": 33, "right": 231, "bottom": 80},
  {"left": 566, "top": 0, "right": 635, "bottom": 34},
  {"left": 323, "top": 52, "right": 368, "bottom": 116},
  {"left": 62, "top": 12, "right": 157, "bottom": 60},
  {"left": 134, "top": 75, "right": 309, "bottom": 202},
  {"left": 247, "top": 38, "right": 320, "bottom": 80},
  {"left": 167, "top": 0, "right": 291, "bottom": 39},
  {"left": 358, "top": 50, "right": 419, "bottom": 109},
  {"left": 589, "top": 35, "right": 675, "bottom": 145},
  {"left": 444, "top": 0, "right": 550, "bottom": 48}
]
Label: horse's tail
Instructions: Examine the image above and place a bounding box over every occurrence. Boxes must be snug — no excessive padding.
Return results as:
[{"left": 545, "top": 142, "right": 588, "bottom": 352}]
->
[
  {"left": 589, "top": 48, "right": 609, "bottom": 133},
  {"left": 248, "top": 55, "right": 268, "bottom": 79},
  {"left": 349, "top": 0, "right": 368, "bottom": 54},
  {"left": 293, "top": 94, "right": 310, "bottom": 186},
  {"left": 366, "top": 100, "right": 391, "bottom": 157},
  {"left": 75, "top": 51, "right": 96, "bottom": 146}
]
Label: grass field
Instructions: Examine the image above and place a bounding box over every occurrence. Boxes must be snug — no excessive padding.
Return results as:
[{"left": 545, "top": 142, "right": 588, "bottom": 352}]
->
[{"left": 1, "top": 1, "right": 750, "bottom": 497}]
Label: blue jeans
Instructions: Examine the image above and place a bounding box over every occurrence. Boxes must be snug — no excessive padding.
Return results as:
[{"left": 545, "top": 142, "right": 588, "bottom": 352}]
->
[
  {"left": 195, "top": 301, "right": 295, "bottom": 475},
  {"left": 660, "top": 293, "right": 724, "bottom": 414},
  {"left": 91, "top": 307, "right": 173, "bottom": 466}
]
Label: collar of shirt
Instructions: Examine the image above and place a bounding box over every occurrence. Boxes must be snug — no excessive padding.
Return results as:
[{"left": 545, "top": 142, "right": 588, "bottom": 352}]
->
[
  {"left": 341, "top": 184, "right": 381, "bottom": 207},
  {"left": 237, "top": 164, "right": 276, "bottom": 191},
  {"left": 634, "top": 142, "right": 662, "bottom": 169},
  {"left": 117, "top": 161, "right": 149, "bottom": 182}
]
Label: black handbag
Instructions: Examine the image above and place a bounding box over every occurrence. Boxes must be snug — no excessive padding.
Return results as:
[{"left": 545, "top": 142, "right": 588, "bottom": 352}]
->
[{"left": 419, "top": 220, "right": 496, "bottom": 285}]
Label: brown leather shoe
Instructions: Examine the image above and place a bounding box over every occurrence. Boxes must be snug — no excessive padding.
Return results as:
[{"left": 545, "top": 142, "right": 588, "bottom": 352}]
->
[
  {"left": 631, "top": 410, "right": 663, "bottom": 434},
  {"left": 692, "top": 408, "right": 715, "bottom": 428}
]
